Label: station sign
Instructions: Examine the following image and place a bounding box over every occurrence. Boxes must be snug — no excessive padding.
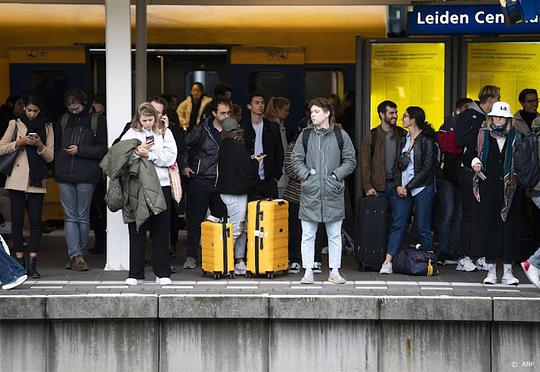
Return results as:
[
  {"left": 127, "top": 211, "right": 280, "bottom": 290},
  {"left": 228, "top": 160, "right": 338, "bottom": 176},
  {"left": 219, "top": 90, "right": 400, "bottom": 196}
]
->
[{"left": 408, "top": 5, "right": 540, "bottom": 35}]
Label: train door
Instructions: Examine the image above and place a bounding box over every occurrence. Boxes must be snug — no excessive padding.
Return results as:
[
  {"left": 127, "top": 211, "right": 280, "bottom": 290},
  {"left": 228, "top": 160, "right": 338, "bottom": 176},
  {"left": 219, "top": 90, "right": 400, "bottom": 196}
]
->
[{"left": 229, "top": 47, "right": 305, "bottom": 128}]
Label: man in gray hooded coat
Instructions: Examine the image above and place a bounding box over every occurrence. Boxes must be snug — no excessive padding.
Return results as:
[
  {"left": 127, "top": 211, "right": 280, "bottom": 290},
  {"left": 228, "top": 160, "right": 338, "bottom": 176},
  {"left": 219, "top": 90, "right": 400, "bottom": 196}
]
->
[{"left": 291, "top": 97, "right": 356, "bottom": 284}]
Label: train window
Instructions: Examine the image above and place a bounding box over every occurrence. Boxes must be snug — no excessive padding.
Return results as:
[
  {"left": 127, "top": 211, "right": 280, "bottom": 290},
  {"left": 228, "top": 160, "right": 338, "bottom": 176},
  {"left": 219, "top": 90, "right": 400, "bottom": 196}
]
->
[
  {"left": 249, "top": 71, "right": 287, "bottom": 99},
  {"left": 304, "top": 70, "right": 344, "bottom": 101},
  {"left": 185, "top": 70, "right": 220, "bottom": 98},
  {"left": 29, "top": 69, "right": 69, "bottom": 121}
]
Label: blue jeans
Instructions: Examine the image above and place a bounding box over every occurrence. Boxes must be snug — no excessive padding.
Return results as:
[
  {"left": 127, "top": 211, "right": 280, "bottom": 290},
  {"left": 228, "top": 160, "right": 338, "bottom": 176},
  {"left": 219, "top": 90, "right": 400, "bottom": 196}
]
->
[
  {"left": 0, "top": 247, "right": 26, "bottom": 285},
  {"left": 220, "top": 194, "right": 248, "bottom": 259},
  {"left": 530, "top": 247, "right": 540, "bottom": 269},
  {"left": 301, "top": 220, "right": 343, "bottom": 269},
  {"left": 438, "top": 180, "right": 462, "bottom": 257},
  {"left": 386, "top": 184, "right": 435, "bottom": 257},
  {"left": 59, "top": 182, "right": 97, "bottom": 259}
]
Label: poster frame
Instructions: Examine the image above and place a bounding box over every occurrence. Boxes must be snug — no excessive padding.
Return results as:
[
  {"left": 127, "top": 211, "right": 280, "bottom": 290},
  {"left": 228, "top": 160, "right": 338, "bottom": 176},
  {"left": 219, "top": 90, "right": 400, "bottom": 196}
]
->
[
  {"left": 460, "top": 36, "right": 540, "bottom": 103},
  {"left": 361, "top": 37, "right": 453, "bottom": 138}
]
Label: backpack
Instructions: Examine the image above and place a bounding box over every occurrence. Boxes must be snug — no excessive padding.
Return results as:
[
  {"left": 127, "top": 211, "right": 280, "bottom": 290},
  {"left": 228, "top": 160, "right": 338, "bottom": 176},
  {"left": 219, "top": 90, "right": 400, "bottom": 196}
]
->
[
  {"left": 302, "top": 127, "right": 344, "bottom": 158},
  {"left": 60, "top": 112, "right": 99, "bottom": 136},
  {"left": 513, "top": 131, "right": 540, "bottom": 188}
]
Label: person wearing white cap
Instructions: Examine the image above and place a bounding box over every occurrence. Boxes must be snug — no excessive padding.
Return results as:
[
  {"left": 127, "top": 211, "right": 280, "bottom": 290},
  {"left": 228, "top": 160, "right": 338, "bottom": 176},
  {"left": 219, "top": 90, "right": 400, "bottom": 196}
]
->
[{"left": 470, "top": 101, "right": 528, "bottom": 285}]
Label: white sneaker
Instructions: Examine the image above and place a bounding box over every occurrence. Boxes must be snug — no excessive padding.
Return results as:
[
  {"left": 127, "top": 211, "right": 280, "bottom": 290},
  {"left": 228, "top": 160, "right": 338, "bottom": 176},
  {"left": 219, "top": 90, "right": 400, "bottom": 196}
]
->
[
  {"left": 288, "top": 262, "right": 301, "bottom": 274},
  {"left": 328, "top": 269, "right": 346, "bottom": 284},
  {"left": 234, "top": 261, "right": 247, "bottom": 276},
  {"left": 483, "top": 264, "right": 497, "bottom": 285},
  {"left": 2, "top": 274, "right": 27, "bottom": 290},
  {"left": 475, "top": 257, "right": 489, "bottom": 271},
  {"left": 379, "top": 261, "right": 393, "bottom": 274},
  {"left": 457, "top": 257, "right": 478, "bottom": 272},
  {"left": 521, "top": 260, "right": 540, "bottom": 289},
  {"left": 125, "top": 278, "right": 143, "bottom": 286},
  {"left": 313, "top": 262, "right": 322, "bottom": 274},
  {"left": 501, "top": 264, "right": 519, "bottom": 286},
  {"left": 156, "top": 277, "right": 172, "bottom": 286},
  {"left": 300, "top": 268, "right": 314, "bottom": 284}
]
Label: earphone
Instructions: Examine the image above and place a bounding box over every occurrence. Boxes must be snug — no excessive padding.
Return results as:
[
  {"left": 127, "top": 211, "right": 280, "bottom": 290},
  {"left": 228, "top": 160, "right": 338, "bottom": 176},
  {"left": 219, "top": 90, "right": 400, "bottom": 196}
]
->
[{"left": 247, "top": 104, "right": 252, "bottom": 109}]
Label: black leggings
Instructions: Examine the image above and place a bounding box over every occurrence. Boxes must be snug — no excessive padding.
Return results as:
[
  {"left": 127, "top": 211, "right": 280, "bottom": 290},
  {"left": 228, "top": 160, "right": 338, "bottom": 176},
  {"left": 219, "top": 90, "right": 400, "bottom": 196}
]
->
[
  {"left": 10, "top": 191, "right": 44, "bottom": 253},
  {"left": 128, "top": 187, "right": 172, "bottom": 279}
]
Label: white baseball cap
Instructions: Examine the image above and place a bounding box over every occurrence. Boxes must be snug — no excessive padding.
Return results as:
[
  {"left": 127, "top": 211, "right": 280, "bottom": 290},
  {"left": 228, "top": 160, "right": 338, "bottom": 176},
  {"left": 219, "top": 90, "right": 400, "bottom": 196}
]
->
[{"left": 487, "top": 101, "right": 513, "bottom": 118}]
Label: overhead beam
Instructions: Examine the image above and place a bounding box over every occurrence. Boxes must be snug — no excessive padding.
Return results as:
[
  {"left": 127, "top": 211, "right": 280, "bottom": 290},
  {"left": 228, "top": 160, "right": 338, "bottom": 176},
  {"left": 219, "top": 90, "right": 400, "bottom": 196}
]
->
[{"left": 0, "top": 0, "right": 499, "bottom": 5}]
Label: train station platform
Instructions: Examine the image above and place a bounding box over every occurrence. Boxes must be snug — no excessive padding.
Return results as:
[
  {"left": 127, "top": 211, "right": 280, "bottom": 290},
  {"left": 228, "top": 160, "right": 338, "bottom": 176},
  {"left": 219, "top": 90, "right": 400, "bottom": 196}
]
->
[{"left": 1, "top": 231, "right": 539, "bottom": 372}]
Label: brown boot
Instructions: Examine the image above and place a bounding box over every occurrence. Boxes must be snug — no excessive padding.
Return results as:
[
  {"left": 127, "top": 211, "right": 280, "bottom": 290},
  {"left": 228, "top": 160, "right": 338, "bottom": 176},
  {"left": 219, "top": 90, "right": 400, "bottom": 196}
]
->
[{"left": 71, "top": 256, "right": 89, "bottom": 271}]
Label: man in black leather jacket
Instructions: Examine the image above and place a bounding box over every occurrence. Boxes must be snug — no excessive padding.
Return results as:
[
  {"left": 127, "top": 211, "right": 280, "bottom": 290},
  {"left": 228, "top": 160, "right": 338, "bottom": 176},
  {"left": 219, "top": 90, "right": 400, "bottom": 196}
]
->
[{"left": 179, "top": 99, "right": 230, "bottom": 269}]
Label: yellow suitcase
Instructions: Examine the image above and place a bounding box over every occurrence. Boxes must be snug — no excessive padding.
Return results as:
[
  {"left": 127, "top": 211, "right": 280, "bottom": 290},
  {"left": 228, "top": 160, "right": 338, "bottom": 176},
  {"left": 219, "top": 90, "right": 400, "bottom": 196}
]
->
[
  {"left": 246, "top": 199, "right": 289, "bottom": 278},
  {"left": 201, "top": 220, "right": 234, "bottom": 279}
]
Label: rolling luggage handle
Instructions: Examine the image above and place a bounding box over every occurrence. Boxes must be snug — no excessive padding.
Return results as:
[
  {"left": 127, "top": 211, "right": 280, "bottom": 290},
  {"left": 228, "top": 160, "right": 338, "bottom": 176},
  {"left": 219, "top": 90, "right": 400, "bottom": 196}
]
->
[{"left": 222, "top": 222, "right": 230, "bottom": 275}]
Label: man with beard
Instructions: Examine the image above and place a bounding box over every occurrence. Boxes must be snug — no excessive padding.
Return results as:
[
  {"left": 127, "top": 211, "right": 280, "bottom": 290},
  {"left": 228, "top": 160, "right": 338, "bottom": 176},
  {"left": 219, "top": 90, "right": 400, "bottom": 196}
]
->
[
  {"left": 180, "top": 99, "right": 230, "bottom": 269},
  {"left": 361, "top": 100, "right": 405, "bottom": 199}
]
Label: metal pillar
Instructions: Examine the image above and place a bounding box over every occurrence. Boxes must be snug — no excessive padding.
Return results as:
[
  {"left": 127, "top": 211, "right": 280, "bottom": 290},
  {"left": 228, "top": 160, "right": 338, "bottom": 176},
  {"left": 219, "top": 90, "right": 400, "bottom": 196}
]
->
[
  {"left": 105, "top": 0, "right": 131, "bottom": 270},
  {"left": 135, "top": 0, "right": 147, "bottom": 106}
]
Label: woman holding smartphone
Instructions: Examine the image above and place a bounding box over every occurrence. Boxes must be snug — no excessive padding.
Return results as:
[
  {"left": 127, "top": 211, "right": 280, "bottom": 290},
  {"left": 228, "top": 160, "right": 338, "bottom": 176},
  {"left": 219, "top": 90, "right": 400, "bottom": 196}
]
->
[
  {"left": 0, "top": 95, "right": 54, "bottom": 278},
  {"left": 121, "top": 102, "right": 177, "bottom": 285}
]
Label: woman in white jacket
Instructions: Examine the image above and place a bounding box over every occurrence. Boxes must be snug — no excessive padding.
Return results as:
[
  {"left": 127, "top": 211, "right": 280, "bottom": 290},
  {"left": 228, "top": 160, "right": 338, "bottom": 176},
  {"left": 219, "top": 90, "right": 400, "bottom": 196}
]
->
[{"left": 122, "top": 102, "right": 177, "bottom": 286}]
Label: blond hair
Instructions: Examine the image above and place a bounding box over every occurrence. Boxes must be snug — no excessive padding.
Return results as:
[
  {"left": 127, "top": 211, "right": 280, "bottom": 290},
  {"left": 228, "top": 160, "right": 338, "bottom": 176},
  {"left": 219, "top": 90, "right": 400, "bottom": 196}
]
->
[
  {"left": 131, "top": 102, "right": 160, "bottom": 133},
  {"left": 478, "top": 85, "right": 500, "bottom": 104},
  {"left": 264, "top": 97, "right": 290, "bottom": 123}
]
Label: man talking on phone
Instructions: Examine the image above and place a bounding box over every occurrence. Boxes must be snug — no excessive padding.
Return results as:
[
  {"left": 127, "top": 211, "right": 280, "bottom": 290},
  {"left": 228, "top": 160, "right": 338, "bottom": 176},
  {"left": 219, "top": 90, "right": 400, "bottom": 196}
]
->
[{"left": 179, "top": 98, "right": 230, "bottom": 269}]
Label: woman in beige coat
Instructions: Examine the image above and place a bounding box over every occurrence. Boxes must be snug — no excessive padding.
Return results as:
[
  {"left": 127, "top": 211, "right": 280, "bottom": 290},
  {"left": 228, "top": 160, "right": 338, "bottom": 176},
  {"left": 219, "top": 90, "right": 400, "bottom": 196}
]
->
[{"left": 0, "top": 95, "right": 54, "bottom": 278}]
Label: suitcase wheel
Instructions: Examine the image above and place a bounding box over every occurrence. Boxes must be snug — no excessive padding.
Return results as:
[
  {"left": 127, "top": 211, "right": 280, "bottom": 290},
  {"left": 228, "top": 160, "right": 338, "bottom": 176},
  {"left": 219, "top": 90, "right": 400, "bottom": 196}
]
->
[
  {"left": 213, "top": 273, "right": 221, "bottom": 280},
  {"left": 267, "top": 272, "right": 274, "bottom": 279}
]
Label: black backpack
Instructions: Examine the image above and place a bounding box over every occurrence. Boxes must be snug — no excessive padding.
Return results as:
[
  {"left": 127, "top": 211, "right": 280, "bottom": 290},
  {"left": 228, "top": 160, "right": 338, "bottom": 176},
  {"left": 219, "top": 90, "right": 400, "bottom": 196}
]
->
[{"left": 513, "top": 131, "right": 540, "bottom": 188}]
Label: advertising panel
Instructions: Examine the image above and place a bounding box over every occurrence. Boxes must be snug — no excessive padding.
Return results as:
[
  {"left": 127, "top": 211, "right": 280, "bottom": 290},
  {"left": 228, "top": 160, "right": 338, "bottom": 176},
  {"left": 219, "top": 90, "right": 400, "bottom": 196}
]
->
[
  {"left": 370, "top": 42, "right": 445, "bottom": 129},
  {"left": 467, "top": 42, "right": 540, "bottom": 113}
]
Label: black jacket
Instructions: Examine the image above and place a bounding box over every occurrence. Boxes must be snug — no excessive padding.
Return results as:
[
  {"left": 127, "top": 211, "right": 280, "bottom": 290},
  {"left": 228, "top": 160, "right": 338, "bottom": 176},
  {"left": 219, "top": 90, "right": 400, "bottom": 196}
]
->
[
  {"left": 240, "top": 118, "right": 284, "bottom": 181},
  {"left": 181, "top": 118, "right": 220, "bottom": 180},
  {"left": 54, "top": 106, "right": 108, "bottom": 183},
  {"left": 393, "top": 132, "right": 436, "bottom": 193},
  {"left": 456, "top": 101, "right": 487, "bottom": 167},
  {"left": 216, "top": 139, "right": 258, "bottom": 195}
]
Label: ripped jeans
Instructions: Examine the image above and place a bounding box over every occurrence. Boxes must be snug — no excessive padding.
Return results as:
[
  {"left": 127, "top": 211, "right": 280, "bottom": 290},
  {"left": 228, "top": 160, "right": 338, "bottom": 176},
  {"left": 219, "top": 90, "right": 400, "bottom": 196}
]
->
[{"left": 220, "top": 194, "right": 248, "bottom": 259}]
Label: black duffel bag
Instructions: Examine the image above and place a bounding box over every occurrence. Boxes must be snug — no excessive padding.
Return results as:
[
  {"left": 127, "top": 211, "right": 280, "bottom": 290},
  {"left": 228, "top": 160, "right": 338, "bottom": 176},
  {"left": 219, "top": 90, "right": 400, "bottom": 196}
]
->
[{"left": 393, "top": 245, "right": 438, "bottom": 276}]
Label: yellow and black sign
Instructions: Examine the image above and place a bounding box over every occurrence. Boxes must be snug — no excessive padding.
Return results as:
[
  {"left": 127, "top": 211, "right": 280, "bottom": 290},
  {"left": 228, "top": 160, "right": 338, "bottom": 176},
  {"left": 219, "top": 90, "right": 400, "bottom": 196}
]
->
[
  {"left": 370, "top": 42, "right": 446, "bottom": 130},
  {"left": 467, "top": 42, "right": 540, "bottom": 114}
]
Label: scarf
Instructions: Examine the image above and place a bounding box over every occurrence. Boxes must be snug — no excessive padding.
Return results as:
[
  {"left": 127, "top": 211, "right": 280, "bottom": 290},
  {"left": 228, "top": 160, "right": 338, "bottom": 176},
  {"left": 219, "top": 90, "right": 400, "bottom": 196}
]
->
[
  {"left": 489, "top": 123, "right": 507, "bottom": 139},
  {"left": 473, "top": 127, "right": 517, "bottom": 221},
  {"left": 19, "top": 113, "right": 48, "bottom": 188}
]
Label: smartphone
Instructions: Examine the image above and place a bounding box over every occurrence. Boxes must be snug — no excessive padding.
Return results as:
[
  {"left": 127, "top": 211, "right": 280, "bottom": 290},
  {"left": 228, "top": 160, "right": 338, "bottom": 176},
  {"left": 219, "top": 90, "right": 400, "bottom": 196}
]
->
[
  {"left": 28, "top": 132, "right": 38, "bottom": 139},
  {"left": 145, "top": 135, "right": 154, "bottom": 143}
]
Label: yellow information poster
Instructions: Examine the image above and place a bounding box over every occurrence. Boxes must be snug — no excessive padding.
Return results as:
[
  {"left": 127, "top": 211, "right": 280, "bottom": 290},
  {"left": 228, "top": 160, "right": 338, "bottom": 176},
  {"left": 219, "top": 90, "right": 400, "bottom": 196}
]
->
[
  {"left": 467, "top": 42, "right": 540, "bottom": 115},
  {"left": 370, "top": 43, "right": 446, "bottom": 129}
]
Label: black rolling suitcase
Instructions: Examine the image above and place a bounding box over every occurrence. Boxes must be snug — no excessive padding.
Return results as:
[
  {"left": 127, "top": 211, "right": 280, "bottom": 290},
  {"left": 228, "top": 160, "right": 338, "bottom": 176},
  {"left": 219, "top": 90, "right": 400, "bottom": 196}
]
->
[{"left": 355, "top": 196, "right": 388, "bottom": 271}]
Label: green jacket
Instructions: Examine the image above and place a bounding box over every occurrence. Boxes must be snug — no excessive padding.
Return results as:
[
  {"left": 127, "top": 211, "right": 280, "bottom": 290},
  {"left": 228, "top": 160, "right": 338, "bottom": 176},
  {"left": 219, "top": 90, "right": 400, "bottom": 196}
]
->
[
  {"left": 100, "top": 139, "right": 167, "bottom": 231},
  {"left": 291, "top": 123, "right": 356, "bottom": 223}
]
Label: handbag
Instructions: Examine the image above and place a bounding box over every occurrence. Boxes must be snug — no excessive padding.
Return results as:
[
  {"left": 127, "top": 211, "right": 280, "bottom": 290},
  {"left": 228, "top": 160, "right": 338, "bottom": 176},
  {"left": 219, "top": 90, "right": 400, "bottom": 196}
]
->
[
  {"left": 168, "top": 161, "right": 183, "bottom": 204},
  {"left": 0, "top": 127, "right": 20, "bottom": 176},
  {"left": 393, "top": 245, "right": 438, "bottom": 276}
]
